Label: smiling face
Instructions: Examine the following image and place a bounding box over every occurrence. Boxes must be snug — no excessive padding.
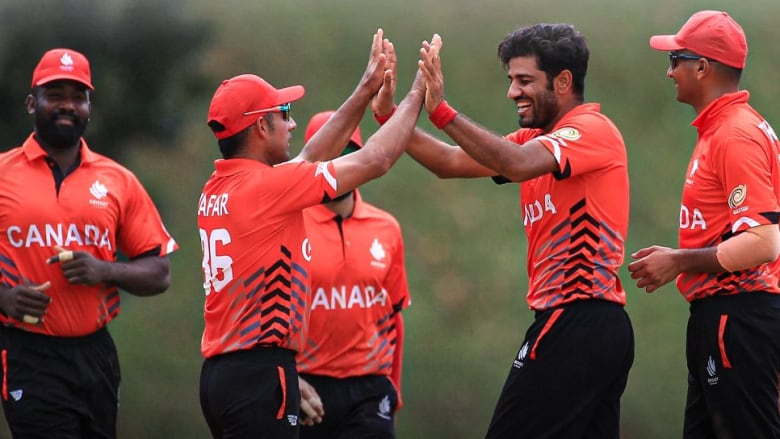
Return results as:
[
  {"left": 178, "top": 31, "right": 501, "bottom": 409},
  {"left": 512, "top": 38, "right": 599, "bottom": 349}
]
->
[
  {"left": 506, "top": 56, "right": 560, "bottom": 133},
  {"left": 666, "top": 51, "right": 703, "bottom": 106},
  {"left": 28, "top": 80, "right": 91, "bottom": 150}
]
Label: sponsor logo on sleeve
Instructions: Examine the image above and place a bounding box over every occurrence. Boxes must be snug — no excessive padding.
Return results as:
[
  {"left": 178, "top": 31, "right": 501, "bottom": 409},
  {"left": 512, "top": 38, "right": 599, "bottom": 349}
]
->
[{"left": 728, "top": 184, "right": 747, "bottom": 212}]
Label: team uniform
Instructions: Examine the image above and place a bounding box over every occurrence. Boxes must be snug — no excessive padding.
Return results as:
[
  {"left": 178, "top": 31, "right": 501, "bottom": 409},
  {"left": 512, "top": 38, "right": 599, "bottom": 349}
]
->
[
  {"left": 197, "top": 158, "right": 338, "bottom": 438},
  {"left": 297, "top": 190, "right": 410, "bottom": 439},
  {"left": 674, "top": 91, "right": 780, "bottom": 438},
  {"left": 485, "top": 103, "right": 634, "bottom": 439},
  {"left": 0, "top": 134, "right": 178, "bottom": 437}
]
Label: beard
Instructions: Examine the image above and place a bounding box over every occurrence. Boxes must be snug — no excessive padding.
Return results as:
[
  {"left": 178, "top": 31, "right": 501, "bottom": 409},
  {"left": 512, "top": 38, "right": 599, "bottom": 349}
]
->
[
  {"left": 518, "top": 86, "right": 558, "bottom": 131},
  {"left": 34, "top": 110, "right": 88, "bottom": 149}
]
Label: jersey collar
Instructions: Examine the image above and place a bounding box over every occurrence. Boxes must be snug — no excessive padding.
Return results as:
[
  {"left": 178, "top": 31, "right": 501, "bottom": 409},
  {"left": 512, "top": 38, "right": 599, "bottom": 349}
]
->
[
  {"left": 21, "top": 133, "right": 98, "bottom": 164},
  {"left": 691, "top": 90, "right": 750, "bottom": 131},
  {"left": 213, "top": 158, "right": 270, "bottom": 176},
  {"left": 552, "top": 103, "right": 601, "bottom": 131},
  {"left": 306, "top": 189, "right": 366, "bottom": 223}
]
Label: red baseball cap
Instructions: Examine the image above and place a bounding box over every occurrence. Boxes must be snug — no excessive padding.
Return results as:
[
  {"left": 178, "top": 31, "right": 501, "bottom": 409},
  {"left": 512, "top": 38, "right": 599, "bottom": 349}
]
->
[
  {"left": 304, "top": 111, "right": 363, "bottom": 152},
  {"left": 649, "top": 10, "right": 747, "bottom": 69},
  {"left": 31, "top": 48, "right": 94, "bottom": 90},
  {"left": 207, "top": 74, "right": 305, "bottom": 140}
]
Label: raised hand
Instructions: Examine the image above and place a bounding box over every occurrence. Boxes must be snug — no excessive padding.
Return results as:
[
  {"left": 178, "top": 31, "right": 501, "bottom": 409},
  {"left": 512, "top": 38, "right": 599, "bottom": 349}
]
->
[
  {"left": 358, "top": 28, "right": 389, "bottom": 98},
  {"left": 371, "top": 38, "right": 397, "bottom": 118},
  {"left": 418, "top": 33, "right": 445, "bottom": 113}
]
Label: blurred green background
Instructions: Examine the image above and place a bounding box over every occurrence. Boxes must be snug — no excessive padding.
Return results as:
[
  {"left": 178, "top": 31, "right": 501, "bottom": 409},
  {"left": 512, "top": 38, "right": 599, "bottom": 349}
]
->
[{"left": 1, "top": 0, "right": 779, "bottom": 437}]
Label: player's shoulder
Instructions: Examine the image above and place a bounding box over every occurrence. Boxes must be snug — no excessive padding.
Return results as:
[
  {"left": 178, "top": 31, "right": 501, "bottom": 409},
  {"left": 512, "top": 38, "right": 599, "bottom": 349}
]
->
[
  {"left": 713, "top": 105, "right": 773, "bottom": 147},
  {"left": 86, "top": 153, "right": 136, "bottom": 175},
  {"left": 82, "top": 151, "right": 151, "bottom": 191},
  {"left": 357, "top": 202, "right": 402, "bottom": 228},
  {"left": 0, "top": 146, "right": 25, "bottom": 165}
]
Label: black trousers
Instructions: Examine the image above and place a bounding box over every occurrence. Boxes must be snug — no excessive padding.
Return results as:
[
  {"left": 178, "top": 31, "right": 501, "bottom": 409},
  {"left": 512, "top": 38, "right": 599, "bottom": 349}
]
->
[
  {"left": 485, "top": 299, "right": 634, "bottom": 439},
  {"left": 200, "top": 346, "right": 300, "bottom": 439},
  {"left": 684, "top": 292, "right": 780, "bottom": 439},
  {"left": 298, "top": 374, "right": 397, "bottom": 439},
  {"left": 0, "top": 326, "right": 120, "bottom": 439}
]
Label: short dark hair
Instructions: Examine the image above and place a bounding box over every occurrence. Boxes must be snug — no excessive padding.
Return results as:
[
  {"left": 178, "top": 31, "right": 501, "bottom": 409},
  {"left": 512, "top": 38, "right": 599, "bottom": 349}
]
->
[
  {"left": 498, "top": 23, "right": 589, "bottom": 99},
  {"left": 713, "top": 62, "right": 743, "bottom": 82},
  {"left": 209, "top": 120, "right": 249, "bottom": 158}
]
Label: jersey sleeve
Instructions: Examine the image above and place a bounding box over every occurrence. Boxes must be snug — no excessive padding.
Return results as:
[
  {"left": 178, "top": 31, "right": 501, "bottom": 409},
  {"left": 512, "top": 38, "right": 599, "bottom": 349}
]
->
[
  {"left": 386, "top": 217, "right": 409, "bottom": 409},
  {"left": 262, "top": 161, "right": 339, "bottom": 213},
  {"left": 117, "top": 173, "right": 178, "bottom": 258},
  {"left": 391, "top": 312, "right": 405, "bottom": 411},
  {"left": 494, "top": 129, "right": 546, "bottom": 184},
  {"left": 534, "top": 114, "right": 623, "bottom": 180},
  {"left": 714, "top": 128, "right": 780, "bottom": 233},
  {"left": 386, "top": 223, "right": 410, "bottom": 310}
]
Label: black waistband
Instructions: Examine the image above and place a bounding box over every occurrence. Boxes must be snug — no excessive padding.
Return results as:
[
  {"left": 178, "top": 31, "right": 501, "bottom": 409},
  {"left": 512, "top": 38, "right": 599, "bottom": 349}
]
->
[
  {"left": 690, "top": 292, "right": 780, "bottom": 313},
  {"left": 534, "top": 298, "right": 623, "bottom": 318},
  {"left": 208, "top": 344, "right": 296, "bottom": 364},
  {"left": 0, "top": 325, "right": 109, "bottom": 345}
]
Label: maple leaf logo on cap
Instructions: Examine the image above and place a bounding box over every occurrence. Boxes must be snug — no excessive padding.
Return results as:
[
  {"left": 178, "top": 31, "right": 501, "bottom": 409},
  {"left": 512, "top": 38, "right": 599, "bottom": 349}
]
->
[{"left": 59, "top": 52, "right": 75, "bottom": 70}]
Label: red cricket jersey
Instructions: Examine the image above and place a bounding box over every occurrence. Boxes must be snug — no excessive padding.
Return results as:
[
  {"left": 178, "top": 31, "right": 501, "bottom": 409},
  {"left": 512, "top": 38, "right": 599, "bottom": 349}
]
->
[
  {"left": 198, "top": 158, "right": 338, "bottom": 358},
  {"left": 505, "top": 103, "right": 629, "bottom": 310},
  {"left": 296, "top": 191, "right": 410, "bottom": 381},
  {"left": 676, "top": 91, "right": 780, "bottom": 301},
  {"left": 0, "top": 134, "right": 178, "bottom": 336}
]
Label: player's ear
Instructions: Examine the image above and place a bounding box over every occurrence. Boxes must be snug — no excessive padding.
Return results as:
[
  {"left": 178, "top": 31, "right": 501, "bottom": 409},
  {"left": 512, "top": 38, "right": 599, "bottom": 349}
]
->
[
  {"left": 25, "top": 94, "right": 35, "bottom": 114},
  {"left": 555, "top": 70, "right": 572, "bottom": 94}
]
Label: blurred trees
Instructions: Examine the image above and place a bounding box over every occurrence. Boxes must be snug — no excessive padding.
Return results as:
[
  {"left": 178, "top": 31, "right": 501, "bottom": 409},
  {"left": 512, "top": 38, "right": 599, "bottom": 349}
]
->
[
  {"left": 0, "top": 0, "right": 210, "bottom": 160},
  {"left": 0, "top": 0, "right": 779, "bottom": 438}
]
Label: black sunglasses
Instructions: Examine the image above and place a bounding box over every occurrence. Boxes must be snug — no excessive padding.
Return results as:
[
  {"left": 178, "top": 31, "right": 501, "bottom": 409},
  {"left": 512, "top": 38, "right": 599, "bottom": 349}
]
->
[{"left": 668, "top": 52, "right": 718, "bottom": 69}]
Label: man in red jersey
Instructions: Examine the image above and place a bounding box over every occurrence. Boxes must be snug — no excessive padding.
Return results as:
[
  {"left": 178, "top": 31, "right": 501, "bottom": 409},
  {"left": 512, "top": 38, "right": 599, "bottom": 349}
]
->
[
  {"left": 0, "top": 48, "right": 178, "bottom": 438},
  {"left": 373, "top": 25, "right": 634, "bottom": 438},
  {"left": 197, "top": 29, "right": 425, "bottom": 439},
  {"left": 296, "top": 111, "right": 410, "bottom": 439},
  {"left": 629, "top": 11, "right": 780, "bottom": 438}
]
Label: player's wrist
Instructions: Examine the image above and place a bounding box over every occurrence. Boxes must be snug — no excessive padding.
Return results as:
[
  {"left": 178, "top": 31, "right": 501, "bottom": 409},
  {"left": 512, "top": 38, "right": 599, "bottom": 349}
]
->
[
  {"left": 429, "top": 100, "right": 457, "bottom": 129},
  {"left": 373, "top": 105, "right": 397, "bottom": 125}
]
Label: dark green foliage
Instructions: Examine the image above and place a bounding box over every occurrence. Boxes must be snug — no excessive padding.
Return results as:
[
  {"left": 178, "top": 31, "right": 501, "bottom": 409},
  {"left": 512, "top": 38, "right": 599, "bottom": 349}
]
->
[{"left": 0, "top": 0, "right": 210, "bottom": 159}]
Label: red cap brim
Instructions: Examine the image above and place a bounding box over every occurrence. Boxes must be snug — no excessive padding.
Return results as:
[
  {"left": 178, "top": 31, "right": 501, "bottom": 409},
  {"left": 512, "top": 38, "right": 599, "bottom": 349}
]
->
[
  {"left": 34, "top": 74, "right": 94, "bottom": 90},
  {"left": 649, "top": 34, "right": 684, "bottom": 51},
  {"left": 276, "top": 85, "right": 305, "bottom": 105}
]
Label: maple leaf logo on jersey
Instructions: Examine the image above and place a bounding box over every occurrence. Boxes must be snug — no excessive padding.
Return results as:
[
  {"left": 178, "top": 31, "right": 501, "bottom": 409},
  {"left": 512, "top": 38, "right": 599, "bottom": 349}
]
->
[
  {"left": 689, "top": 159, "right": 699, "bottom": 177},
  {"left": 90, "top": 180, "right": 109, "bottom": 199},
  {"left": 370, "top": 238, "right": 386, "bottom": 261},
  {"left": 88, "top": 180, "right": 110, "bottom": 209}
]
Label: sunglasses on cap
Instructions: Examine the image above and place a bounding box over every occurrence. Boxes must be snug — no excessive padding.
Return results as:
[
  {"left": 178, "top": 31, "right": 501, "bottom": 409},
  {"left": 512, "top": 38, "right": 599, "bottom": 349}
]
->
[
  {"left": 668, "top": 52, "right": 718, "bottom": 69},
  {"left": 243, "top": 102, "right": 292, "bottom": 121}
]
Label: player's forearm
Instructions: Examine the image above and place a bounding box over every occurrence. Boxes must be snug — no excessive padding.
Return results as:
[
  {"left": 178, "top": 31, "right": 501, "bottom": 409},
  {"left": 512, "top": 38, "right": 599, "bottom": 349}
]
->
[
  {"left": 298, "top": 95, "right": 367, "bottom": 163},
  {"left": 673, "top": 247, "right": 723, "bottom": 274},
  {"left": 106, "top": 255, "right": 171, "bottom": 296},
  {"left": 363, "top": 88, "right": 424, "bottom": 174},
  {"left": 405, "top": 126, "right": 490, "bottom": 179}
]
